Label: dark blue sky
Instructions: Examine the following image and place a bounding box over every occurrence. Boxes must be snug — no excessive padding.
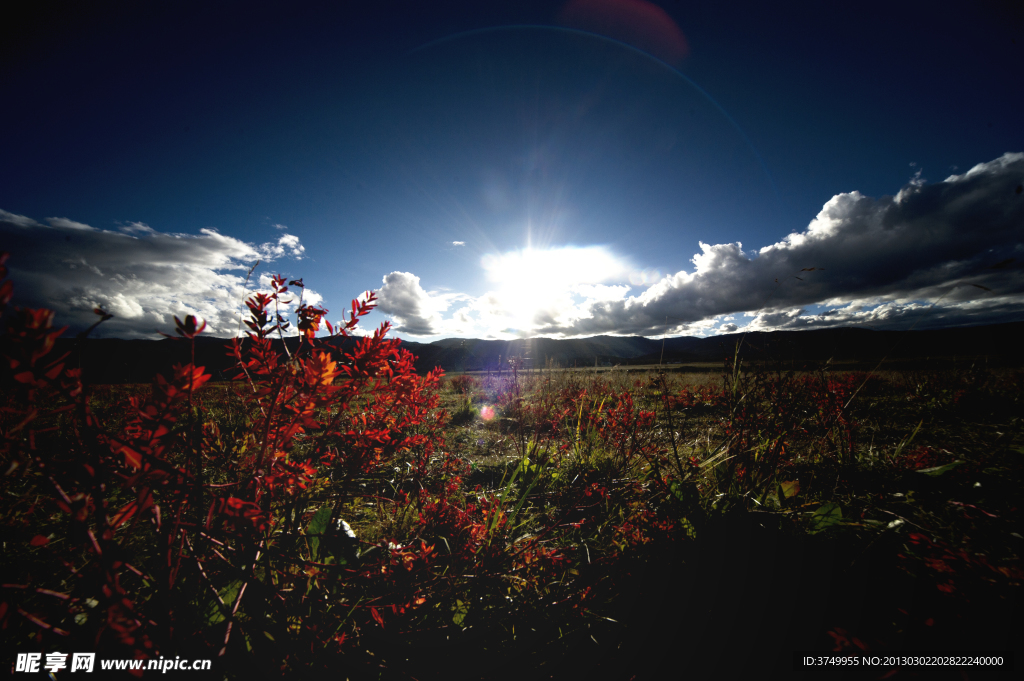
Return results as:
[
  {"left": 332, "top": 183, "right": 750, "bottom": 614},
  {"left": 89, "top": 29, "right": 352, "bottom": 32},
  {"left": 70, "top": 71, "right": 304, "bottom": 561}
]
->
[{"left": 2, "top": 0, "right": 1022, "bottom": 339}]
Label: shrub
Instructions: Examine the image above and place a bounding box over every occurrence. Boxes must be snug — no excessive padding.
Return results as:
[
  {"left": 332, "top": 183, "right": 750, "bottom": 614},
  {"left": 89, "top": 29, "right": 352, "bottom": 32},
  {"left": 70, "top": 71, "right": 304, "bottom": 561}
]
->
[
  {"left": 0, "top": 262, "right": 452, "bottom": 675},
  {"left": 0, "top": 258, "right": 654, "bottom": 678},
  {"left": 447, "top": 374, "right": 476, "bottom": 395}
]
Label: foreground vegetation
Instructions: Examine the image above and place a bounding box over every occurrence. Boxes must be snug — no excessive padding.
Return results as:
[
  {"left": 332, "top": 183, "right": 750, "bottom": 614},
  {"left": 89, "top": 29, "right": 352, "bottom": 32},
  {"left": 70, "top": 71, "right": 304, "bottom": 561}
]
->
[{"left": 2, "top": 260, "right": 1021, "bottom": 679}]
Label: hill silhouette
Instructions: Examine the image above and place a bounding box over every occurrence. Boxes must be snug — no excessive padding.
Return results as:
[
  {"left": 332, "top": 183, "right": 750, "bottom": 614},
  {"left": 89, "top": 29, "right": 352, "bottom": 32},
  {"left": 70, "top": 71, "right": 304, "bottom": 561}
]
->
[
  {"left": 4, "top": 322, "right": 1020, "bottom": 384},
  {"left": 403, "top": 323, "right": 1023, "bottom": 373}
]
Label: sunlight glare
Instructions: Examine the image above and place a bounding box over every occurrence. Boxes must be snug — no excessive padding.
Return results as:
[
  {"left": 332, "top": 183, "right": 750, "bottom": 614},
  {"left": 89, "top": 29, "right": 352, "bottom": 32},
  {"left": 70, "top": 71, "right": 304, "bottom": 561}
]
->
[{"left": 480, "top": 245, "right": 630, "bottom": 333}]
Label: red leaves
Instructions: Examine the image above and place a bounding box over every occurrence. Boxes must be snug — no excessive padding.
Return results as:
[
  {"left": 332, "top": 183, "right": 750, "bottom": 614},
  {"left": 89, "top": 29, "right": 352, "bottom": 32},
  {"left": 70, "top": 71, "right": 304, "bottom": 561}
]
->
[
  {"left": 296, "top": 303, "right": 328, "bottom": 341},
  {"left": 899, "top": 530, "right": 1022, "bottom": 601},
  {"left": 177, "top": 363, "right": 211, "bottom": 392},
  {"left": 110, "top": 490, "right": 154, "bottom": 529},
  {"left": 448, "top": 374, "right": 477, "bottom": 395},
  {"left": 304, "top": 351, "right": 339, "bottom": 387},
  {"left": 827, "top": 628, "right": 868, "bottom": 652},
  {"left": 117, "top": 444, "right": 144, "bottom": 469},
  {"left": 18, "top": 307, "right": 58, "bottom": 331},
  {"left": 244, "top": 293, "right": 274, "bottom": 337},
  {"left": 173, "top": 314, "right": 206, "bottom": 339},
  {"left": 663, "top": 384, "right": 720, "bottom": 412},
  {"left": 2, "top": 260, "right": 578, "bottom": 667},
  {"left": 4, "top": 307, "right": 69, "bottom": 384},
  {"left": 259, "top": 456, "right": 318, "bottom": 498},
  {"left": 0, "top": 251, "right": 11, "bottom": 309},
  {"left": 212, "top": 497, "right": 273, "bottom": 533},
  {"left": 11, "top": 369, "right": 35, "bottom": 384}
]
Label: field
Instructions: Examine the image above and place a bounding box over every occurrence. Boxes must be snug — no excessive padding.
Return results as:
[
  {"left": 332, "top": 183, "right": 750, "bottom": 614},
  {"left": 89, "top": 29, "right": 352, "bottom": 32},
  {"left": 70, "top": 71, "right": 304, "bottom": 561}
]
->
[{"left": 2, "top": 273, "right": 1021, "bottom": 680}]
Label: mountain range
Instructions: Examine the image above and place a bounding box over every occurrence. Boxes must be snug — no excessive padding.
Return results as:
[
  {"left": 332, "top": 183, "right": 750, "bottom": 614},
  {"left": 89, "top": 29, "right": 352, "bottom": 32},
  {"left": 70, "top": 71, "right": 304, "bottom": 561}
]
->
[{"left": 5, "top": 321, "right": 1021, "bottom": 385}]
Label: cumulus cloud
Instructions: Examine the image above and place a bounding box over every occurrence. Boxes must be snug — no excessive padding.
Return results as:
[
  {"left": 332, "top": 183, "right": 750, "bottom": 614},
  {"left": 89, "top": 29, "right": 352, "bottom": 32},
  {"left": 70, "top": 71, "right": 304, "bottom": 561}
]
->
[
  {"left": 376, "top": 272, "right": 444, "bottom": 336},
  {"left": 0, "top": 210, "right": 314, "bottom": 338},
  {"left": 377, "top": 152, "right": 1024, "bottom": 338},
  {"left": 374, "top": 246, "right": 638, "bottom": 338},
  {"left": 452, "top": 241, "right": 465, "bottom": 246},
  {"left": 526, "top": 152, "right": 1024, "bottom": 335}
]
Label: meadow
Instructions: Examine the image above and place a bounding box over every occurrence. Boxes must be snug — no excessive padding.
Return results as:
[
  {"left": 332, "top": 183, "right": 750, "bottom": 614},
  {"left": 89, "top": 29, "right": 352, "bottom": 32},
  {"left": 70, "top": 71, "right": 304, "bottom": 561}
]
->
[{"left": 1, "top": 262, "right": 1021, "bottom": 679}]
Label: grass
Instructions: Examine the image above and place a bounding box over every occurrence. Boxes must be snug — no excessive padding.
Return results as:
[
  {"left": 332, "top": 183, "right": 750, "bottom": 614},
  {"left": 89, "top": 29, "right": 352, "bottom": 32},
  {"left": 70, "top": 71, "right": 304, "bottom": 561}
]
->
[
  {"left": 6, "top": 362, "right": 1022, "bottom": 679},
  {"left": 424, "top": 359, "right": 1023, "bottom": 678},
  {"left": 2, "top": 262, "right": 1021, "bottom": 680}
]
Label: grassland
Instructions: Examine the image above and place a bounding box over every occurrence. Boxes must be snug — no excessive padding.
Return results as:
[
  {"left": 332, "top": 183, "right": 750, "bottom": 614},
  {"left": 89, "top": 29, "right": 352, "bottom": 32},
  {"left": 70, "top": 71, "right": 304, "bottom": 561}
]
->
[
  {"left": 418, "top": 360, "right": 1023, "bottom": 679},
  {"left": 2, "top": 301, "right": 1021, "bottom": 680}
]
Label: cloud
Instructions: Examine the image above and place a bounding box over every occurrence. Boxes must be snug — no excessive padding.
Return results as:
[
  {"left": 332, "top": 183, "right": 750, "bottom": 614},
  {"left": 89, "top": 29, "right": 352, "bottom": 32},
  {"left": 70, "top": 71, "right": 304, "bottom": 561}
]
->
[
  {"left": 452, "top": 241, "right": 465, "bottom": 246},
  {"left": 744, "top": 295, "right": 1024, "bottom": 332},
  {"left": 9, "top": 152, "right": 1022, "bottom": 342},
  {"left": 375, "top": 271, "right": 476, "bottom": 336},
  {"left": 0, "top": 209, "right": 39, "bottom": 228},
  {"left": 471, "top": 245, "right": 634, "bottom": 335},
  {"left": 525, "top": 151, "right": 1024, "bottom": 335},
  {"left": 47, "top": 217, "right": 96, "bottom": 231},
  {"left": 262, "top": 233, "right": 305, "bottom": 259},
  {"left": 378, "top": 152, "right": 1024, "bottom": 338},
  {"left": 376, "top": 272, "right": 445, "bottom": 336},
  {"left": 0, "top": 210, "right": 313, "bottom": 338}
]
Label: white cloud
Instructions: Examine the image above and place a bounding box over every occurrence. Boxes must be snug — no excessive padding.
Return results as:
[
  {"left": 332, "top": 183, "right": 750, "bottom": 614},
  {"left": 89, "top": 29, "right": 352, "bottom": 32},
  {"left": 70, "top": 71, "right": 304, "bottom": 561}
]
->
[
  {"left": 377, "top": 152, "right": 1024, "bottom": 338},
  {"left": 118, "top": 221, "right": 157, "bottom": 235},
  {"left": 0, "top": 209, "right": 39, "bottom": 228},
  {"left": 46, "top": 217, "right": 96, "bottom": 231},
  {"left": 7, "top": 152, "right": 1022, "bottom": 342},
  {"left": 260, "top": 233, "right": 305, "bottom": 259},
  {"left": 521, "top": 151, "right": 1024, "bottom": 336},
  {"left": 376, "top": 271, "right": 446, "bottom": 336},
  {"left": 374, "top": 247, "right": 631, "bottom": 338},
  {"left": 0, "top": 210, "right": 315, "bottom": 338},
  {"left": 452, "top": 241, "right": 465, "bottom": 246}
]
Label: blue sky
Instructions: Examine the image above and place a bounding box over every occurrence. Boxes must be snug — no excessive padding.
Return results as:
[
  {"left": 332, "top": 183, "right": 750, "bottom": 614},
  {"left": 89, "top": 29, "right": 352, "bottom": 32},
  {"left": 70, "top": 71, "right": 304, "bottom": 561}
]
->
[{"left": 2, "top": 0, "right": 1022, "bottom": 341}]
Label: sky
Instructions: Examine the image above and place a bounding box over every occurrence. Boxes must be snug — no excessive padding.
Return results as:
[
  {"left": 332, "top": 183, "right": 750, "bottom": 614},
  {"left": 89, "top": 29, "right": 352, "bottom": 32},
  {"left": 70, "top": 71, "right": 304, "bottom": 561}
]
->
[{"left": 2, "top": 0, "right": 1022, "bottom": 342}]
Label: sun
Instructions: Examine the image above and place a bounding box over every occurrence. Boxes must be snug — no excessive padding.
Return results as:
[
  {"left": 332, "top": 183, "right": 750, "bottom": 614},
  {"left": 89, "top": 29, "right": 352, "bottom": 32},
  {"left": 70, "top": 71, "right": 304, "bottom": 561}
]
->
[{"left": 480, "top": 245, "right": 630, "bottom": 334}]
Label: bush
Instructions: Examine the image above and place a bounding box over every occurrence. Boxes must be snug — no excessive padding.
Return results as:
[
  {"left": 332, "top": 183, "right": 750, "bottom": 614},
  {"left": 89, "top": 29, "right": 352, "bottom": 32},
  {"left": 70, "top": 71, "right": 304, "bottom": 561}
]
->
[
  {"left": 448, "top": 374, "right": 476, "bottom": 395},
  {"left": 1, "top": 258, "right": 666, "bottom": 678},
  {"left": 0, "top": 264, "right": 456, "bottom": 675}
]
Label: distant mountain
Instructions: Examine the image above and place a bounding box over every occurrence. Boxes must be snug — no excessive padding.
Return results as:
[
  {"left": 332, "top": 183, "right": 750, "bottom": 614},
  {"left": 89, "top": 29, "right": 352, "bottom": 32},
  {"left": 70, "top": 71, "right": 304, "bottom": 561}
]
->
[
  {"left": 3, "top": 322, "right": 1020, "bottom": 385},
  {"left": 401, "top": 336, "right": 662, "bottom": 373},
  {"left": 405, "top": 323, "right": 1024, "bottom": 373}
]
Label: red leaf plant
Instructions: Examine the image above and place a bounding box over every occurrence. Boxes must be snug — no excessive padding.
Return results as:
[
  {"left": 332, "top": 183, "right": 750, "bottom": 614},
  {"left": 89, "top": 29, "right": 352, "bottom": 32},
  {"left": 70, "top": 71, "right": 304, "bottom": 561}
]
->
[
  {"left": 0, "top": 258, "right": 468, "bottom": 675},
  {"left": 0, "top": 257, "right": 695, "bottom": 677}
]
